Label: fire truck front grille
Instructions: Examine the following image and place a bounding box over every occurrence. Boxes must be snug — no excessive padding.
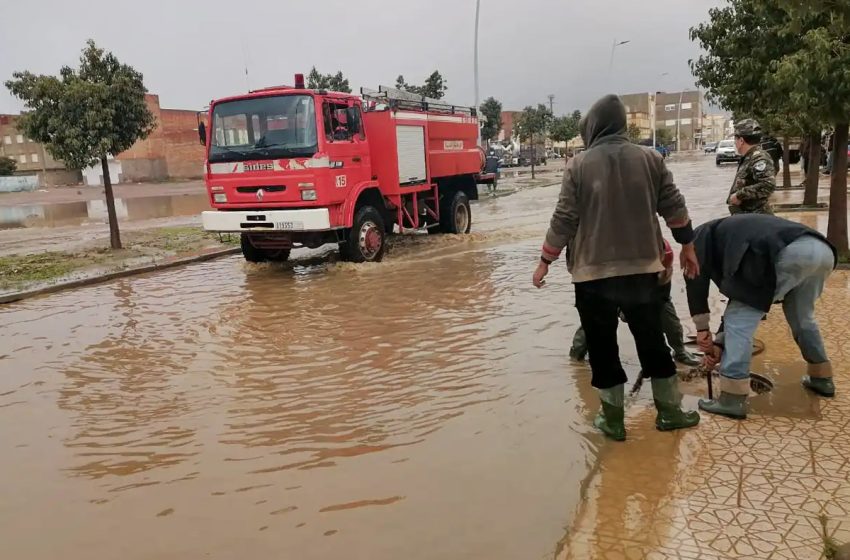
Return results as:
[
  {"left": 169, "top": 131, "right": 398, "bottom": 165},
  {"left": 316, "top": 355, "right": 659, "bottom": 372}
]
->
[{"left": 236, "top": 186, "right": 286, "bottom": 193}]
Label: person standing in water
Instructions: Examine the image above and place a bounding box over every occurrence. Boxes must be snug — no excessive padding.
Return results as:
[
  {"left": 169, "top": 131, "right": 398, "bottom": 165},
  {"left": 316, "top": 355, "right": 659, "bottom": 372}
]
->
[{"left": 533, "top": 94, "right": 701, "bottom": 441}]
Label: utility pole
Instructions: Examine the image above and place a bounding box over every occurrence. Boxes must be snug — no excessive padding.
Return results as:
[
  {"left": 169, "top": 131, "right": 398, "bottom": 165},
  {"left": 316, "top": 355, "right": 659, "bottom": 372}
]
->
[
  {"left": 547, "top": 94, "right": 555, "bottom": 114},
  {"left": 676, "top": 90, "right": 684, "bottom": 152},
  {"left": 474, "top": 0, "right": 481, "bottom": 145}
]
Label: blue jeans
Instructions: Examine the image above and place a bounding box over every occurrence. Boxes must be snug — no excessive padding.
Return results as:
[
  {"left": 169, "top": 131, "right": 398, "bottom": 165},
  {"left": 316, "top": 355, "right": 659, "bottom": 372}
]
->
[{"left": 721, "top": 235, "right": 833, "bottom": 380}]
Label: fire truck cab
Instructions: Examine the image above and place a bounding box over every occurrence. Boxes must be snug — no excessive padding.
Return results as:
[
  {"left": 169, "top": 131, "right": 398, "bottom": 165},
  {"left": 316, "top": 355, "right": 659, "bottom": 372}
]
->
[{"left": 199, "top": 74, "right": 485, "bottom": 263}]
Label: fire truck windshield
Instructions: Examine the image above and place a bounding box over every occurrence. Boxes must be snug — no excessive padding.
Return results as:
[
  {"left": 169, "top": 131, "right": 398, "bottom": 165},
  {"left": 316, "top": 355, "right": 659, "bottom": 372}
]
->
[{"left": 209, "top": 94, "right": 318, "bottom": 163}]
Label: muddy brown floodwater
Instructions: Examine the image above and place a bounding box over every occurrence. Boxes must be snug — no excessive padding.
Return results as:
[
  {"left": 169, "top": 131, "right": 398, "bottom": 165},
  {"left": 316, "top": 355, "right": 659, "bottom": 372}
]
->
[{"left": 0, "top": 155, "right": 824, "bottom": 560}]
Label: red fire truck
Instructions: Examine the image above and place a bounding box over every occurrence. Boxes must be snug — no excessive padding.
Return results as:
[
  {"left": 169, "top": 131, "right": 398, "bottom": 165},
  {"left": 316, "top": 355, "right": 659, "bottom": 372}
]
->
[{"left": 199, "top": 74, "right": 491, "bottom": 263}]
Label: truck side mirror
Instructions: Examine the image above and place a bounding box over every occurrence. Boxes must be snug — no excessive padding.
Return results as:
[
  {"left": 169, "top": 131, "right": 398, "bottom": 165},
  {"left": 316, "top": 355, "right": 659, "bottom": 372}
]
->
[
  {"left": 346, "top": 107, "right": 361, "bottom": 135},
  {"left": 198, "top": 122, "right": 207, "bottom": 146}
]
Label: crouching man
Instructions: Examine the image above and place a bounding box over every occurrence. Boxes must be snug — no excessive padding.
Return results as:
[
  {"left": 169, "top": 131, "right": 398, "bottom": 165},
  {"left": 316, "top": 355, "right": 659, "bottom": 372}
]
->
[{"left": 686, "top": 214, "right": 837, "bottom": 419}]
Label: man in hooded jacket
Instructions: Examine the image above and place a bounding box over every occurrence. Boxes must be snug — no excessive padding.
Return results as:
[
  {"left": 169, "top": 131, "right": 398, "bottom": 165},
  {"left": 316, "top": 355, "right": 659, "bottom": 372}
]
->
[{"left": 533, "top": 94, "right": 702, "bottom": 441}]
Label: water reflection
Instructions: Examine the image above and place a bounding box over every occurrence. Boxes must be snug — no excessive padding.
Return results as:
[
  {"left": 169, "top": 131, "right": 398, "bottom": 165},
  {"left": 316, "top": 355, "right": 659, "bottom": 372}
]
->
[{"left": 0, "top": 193, "right": 210, "bottom": 229}]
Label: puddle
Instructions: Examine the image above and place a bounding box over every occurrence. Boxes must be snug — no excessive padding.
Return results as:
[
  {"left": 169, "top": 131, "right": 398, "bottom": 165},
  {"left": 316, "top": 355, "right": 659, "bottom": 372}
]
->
[{"left": 0, "top": 193, "right": 210, "bottom": 229}]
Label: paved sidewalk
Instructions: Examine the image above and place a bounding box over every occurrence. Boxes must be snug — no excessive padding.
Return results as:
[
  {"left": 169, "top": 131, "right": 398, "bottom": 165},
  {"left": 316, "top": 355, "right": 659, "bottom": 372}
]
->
[{"left": 557, "top": 267, "right": 850, "bottom": 559}]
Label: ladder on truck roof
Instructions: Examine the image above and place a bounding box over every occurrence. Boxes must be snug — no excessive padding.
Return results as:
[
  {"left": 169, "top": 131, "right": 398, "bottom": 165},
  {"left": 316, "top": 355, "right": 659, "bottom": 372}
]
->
[{"left": 361, "top": 86, "right": 476, "bottom": 116}]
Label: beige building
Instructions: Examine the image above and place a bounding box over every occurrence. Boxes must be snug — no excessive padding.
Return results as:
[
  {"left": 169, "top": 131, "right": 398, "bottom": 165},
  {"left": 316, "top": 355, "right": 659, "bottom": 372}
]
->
[
  {"left": 703, "top": 114, "right": 730, "bottom": 144},
  {"left": 0, "top": 114, "right": 81, "bottom": 185},
  {"left": 620, "top": 90, "right": 705, "bottom": 150}
]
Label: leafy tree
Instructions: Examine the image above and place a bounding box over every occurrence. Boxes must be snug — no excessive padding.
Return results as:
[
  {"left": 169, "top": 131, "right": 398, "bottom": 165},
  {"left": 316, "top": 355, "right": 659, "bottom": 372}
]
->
[
  {"left": 690, "top": 1, "right": 824, "bottom": 190},
  {"left": 479, "top": 97, "right": 502, "bottom": 144},
  {"left": 515, "top": 104, "right": 553, "bottom": 178},
  {"left": 691, "top": 0, "right": 849, "bottom": 256},
  {"left": 419, "top": 71, "right": 447, "bottom": 99},
  {"left": 394, "top": 71, "right": 448, "bottom": 99},
  {"left": 0, "top": 156, "right": 16, "bottom": 176},
  {"left": 306, "top": 66, "right": 351, "bottom": 93},
  {"left": 627, "top": 123, "right": 643, "bottom": 143},
  {"left": 655, "top": 127, "right": 675, "bottom": 146},
  {"left": 6, "top": 40, "right": 155, "bottom": 249},
  {"left": 550, "top": 111, "right": 581, "bottom": 144},
  {"left": 771, "top": 1, "right": 850, "bottom": 256}
]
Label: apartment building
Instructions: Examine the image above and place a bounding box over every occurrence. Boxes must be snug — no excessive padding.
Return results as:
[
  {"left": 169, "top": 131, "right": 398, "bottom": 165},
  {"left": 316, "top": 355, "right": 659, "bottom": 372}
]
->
[{"left": 620, "top": 90, "right": 705, "bottom": 150}]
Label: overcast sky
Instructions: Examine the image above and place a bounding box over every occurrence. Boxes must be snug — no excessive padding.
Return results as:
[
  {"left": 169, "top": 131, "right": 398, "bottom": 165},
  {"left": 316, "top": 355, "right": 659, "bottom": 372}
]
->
[{"left": 0, "top": 0, "right": 723, "bottom": 115}]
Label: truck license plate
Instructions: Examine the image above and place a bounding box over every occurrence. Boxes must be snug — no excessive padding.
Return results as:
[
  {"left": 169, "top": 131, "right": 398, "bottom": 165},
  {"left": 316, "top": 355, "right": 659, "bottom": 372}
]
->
[{"left": 274, "top": 221, "right": 303, "bottom": 231}]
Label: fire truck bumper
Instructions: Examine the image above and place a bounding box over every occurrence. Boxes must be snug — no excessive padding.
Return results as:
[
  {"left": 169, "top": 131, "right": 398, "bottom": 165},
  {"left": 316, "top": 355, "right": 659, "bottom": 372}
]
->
[{"left": 201, "top": 209, "right": 332, "bottom": 232}]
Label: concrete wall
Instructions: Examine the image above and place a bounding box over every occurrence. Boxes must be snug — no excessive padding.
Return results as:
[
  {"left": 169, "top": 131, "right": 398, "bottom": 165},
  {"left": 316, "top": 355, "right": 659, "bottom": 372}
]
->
[
  {"left": 115, "top": 95, "right": 204, "bottom": 180},
  {"left": 39, "top": 169, "right": 83, "bottom": 186},
  {"left": 160, "top": 108, "right": 205, "bottom": 178},
  {"left": 119, "top": 158, "right": 168, "bottom": 182},
  {"left": 83, "top": 159, "right": 124, "bottom": 186},
  {"left": 0, "top": 175, "right": 39, "bottom": 192}
]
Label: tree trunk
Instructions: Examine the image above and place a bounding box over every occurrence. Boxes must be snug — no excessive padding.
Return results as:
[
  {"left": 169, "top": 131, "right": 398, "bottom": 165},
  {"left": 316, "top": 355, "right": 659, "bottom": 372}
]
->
[
  {"left": 101, "top": 156, "right": 122, "bottom": 250},
  {"left": 530, "top": 132, "right": 536, "bottom": 179},
  {"left": 804, "top": 132, "right": 822, "bottom": 207},
  {"left": 782, "top": 136, "right": 792, "bottom": 189},
  {"left": 827, "top": 123, "right": 849, "bottom": 258}
]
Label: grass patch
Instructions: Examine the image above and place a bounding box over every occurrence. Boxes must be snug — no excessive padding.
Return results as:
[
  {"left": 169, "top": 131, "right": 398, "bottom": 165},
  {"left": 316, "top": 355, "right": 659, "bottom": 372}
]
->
[{"left": 0, "top": 226, "right": 237, "bottom": 291}]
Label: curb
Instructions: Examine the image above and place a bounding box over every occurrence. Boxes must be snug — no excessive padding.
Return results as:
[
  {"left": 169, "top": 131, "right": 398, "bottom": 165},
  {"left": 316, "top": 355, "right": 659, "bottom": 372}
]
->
[
  {"left": 0, "top": 247, "right": 240, "bottom": 305},
  {"left": 775, "top": 203, "right": 829, "bottom": 212}
]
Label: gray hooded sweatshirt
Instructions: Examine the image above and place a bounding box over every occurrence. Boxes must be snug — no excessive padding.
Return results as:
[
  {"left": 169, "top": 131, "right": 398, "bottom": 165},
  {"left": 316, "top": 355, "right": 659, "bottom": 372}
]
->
[{"left": 541, "top": 94, "right": 690, "bottom": 284}]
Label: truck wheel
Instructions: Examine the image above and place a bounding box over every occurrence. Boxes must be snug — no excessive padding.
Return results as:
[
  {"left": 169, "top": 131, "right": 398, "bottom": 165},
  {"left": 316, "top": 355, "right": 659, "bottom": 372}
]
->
[
  {"left": 241, "top": 233, "right": 268, "bottom": 263},
  {"left": 341, "top": 206, "right": 386, "bottom": 262},
  {"left": 240, "top": 234, "right": 290, "bottom": 263},
  {"left": 440, "top": 191, "right": 472, "bottom": 234}
]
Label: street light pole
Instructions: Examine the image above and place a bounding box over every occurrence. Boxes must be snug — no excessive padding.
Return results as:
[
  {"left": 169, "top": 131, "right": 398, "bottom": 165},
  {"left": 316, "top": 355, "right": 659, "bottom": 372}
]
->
[
  {"left": 652, "top": 73, "right": 668, "bottom": 149},
  {"left": 608, "top": 39, "right": 631, "bottom": 80},
  {"left": 474, "top": 0, "right": 481, "bottom": 111},
  {"left": 474, "top": 0, "right": 481, "bottom": 145}
]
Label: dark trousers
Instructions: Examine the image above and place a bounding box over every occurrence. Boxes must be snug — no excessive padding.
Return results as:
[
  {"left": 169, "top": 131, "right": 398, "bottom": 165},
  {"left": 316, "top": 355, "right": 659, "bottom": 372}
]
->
[{"left": 575, "top": 287, "right": 678, "bottom": 390}]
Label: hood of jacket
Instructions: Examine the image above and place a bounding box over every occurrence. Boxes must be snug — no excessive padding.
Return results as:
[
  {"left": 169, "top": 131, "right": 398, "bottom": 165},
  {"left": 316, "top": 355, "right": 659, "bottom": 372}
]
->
[{"left": 580, "top": 94, "right": 628, "bottom": 148}]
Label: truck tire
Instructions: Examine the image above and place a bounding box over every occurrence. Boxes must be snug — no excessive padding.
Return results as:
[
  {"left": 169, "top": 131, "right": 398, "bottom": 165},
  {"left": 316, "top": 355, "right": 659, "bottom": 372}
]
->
[
  {"left": 439, "top": 191, "right": 472, "bottom": 234},
  {"left": 341, "top": 205, "right": 386, "bottom": 262},
  {"left": 240, "top": 234, "right": 290, "bottom": 263},
  {"left": 241, "top": 233, "right": 268, "bottom": 263}
]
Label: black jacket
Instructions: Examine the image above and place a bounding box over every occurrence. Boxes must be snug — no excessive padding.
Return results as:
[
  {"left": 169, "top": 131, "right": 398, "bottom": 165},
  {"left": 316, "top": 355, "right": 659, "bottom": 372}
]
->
[{"left": 686, "top": 214, "right": 836, "bottom": 317}]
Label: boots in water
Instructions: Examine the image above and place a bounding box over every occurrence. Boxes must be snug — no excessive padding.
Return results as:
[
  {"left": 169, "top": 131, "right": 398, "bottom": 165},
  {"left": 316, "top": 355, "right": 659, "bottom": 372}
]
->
[
  {"left": 594, "top": 384, "right": 626, "bottom": 441},
  {"left": 802, "top": 362, "right": 835, "bottom": 397},
  {"left": 698, "top": 377, "right": 749, "bottom": 419},
  {"left": 651, "top": 376, "right": 700, "bottom": 431}
]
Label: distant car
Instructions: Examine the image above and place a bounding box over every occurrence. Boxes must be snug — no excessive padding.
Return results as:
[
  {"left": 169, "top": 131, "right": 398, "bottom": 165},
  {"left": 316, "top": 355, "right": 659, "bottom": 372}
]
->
[
  {"left": 704, "top": 142, "right": 718, "bottom": 153},
  {"left": 715, "top": 139, "right": 739, "bottom": 165}
]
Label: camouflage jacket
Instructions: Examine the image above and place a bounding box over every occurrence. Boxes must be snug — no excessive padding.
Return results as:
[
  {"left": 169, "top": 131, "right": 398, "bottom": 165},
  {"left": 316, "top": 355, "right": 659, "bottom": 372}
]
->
[{"left": 728, "top": 146, "right": 775, "bottom": 215}]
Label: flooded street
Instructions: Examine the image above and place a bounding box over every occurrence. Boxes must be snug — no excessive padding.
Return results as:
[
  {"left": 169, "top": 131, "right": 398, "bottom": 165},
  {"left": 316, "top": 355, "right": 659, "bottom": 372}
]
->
[
  {"left": 0, "top": 156, "right": 832, "bottom": 559},
  {"left": 0, "top": 193, "right": 210, "bottom": 230}
]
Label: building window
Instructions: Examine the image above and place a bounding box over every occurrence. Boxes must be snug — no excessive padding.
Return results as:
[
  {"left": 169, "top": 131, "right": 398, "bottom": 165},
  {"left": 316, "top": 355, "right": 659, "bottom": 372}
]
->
[
  {"left": 3, "top": 136, "right": 10, "bottom": 145},
  {"left": 681, "top": 118, "right": 692, "bottom": 125},
  {"left": 664, "top": 104, "right": 676, "bottom": 112},
  {"left": 19, "top": 154, "right": 27, "bottom": 163},
  {"left": 16, "top": 134, "right": 24, "bottom": 144},
  {"left": 681, "top": 102, "right": 693, "bottom": 110},
  {"left": 31, "top": 153, "right": 39, "bottom": 163},
  {"left": 665, "top": 119, "right": 677, "bottom": 126}
]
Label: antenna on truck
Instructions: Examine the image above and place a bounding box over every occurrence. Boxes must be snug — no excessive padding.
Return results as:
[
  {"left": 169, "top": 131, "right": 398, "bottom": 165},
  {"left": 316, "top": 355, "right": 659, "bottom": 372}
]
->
[{"left": 360, "top": 86, "right": 476, "bottom": 116}]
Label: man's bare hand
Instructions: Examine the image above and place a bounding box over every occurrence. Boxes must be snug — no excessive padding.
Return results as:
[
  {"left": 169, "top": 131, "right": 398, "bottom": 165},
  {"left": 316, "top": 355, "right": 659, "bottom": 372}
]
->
[
  {"left": 533, "top": 261, "right": 549, "bottom": 288},
  {"left": 696, "top": 330, "right": 714, "bottom": 353},
  {"left": 680, "top": 243, "right": 700, "bottom": 279},
  {"left": 729, "top": 193, "right": 741, "bottom": 206},
  {"left": 702, "top": 345, "right": 722, "bottom": 369}
]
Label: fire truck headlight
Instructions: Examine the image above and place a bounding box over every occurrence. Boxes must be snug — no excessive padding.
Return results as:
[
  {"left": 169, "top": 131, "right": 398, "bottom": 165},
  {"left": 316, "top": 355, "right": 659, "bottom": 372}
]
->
[
  {"left": 300, "top": 189, "right": 317, "bottom": 201},
  {"left": 213, "top": 193, "right": 227, "bottom": 203}
]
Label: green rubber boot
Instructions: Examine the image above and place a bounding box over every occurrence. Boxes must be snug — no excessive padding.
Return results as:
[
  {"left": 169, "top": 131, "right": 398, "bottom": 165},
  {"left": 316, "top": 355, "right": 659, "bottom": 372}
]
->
[
  {"left": 698, "top": 392, "right": 748, "bottom": 419},
  {"left": 651, "top": 377, "right": 700, "bottom": 431},
  {"left": 802, "top": 362, "right": 835, "bottom": 397},
  {"left": 593, "top": 384, "right": 626, "bottom": 441},
  {"left": 570, "top": 328, "right": 588, "bottom": 362},
  {"left": 802, "top": 376, "right": 835, "bottom": 397}
]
